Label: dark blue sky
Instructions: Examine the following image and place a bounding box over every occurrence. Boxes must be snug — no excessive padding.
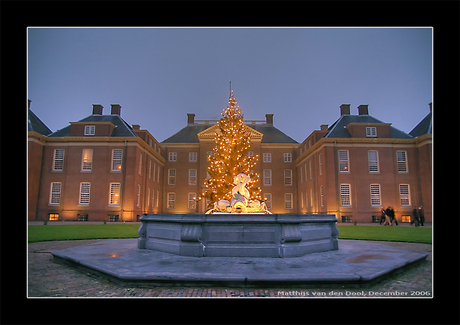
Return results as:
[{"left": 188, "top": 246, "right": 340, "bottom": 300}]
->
[{"left": 27, "top": 27, "right": 432, "bottom": 143}]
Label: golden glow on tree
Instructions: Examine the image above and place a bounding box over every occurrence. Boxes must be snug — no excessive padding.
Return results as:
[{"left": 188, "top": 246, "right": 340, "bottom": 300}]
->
[{"left": 203, "top": 90, "right": 262, "bottom": 208}]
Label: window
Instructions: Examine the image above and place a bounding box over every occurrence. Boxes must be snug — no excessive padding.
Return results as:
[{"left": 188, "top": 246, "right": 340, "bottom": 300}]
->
[
  {"left": 53, "top": 149, "right": 64, "bottom": 171},
  {"left": 49, "top": 213, "right": 59, "bottom": 221},
  {"left": 397, "top": 151, "right": 408, "bottom": 173},
  {"left": 284, "top": 153, "right": 292, "bottom": 162},
  {"left": 305, "top": 164, "right": 308, "bottom": 182},
  {"left": 264, "top": 193, "right": 272, "bottom": 209},
  {"left": 151, "top": 189, "right": 155, "bottom": 208},
  {"left": 309, "top": 160, "right": 312, "bottom": 179},
  {"left": 167, "top": 192, "right": 176, "bottom": 209},
  {"left": 370, "top": 184, "right": 381, "bottom": 206},
  {"left": 246, "top": 151, "right": 253, "bottom": 158},
  {"left": 169, "top": 152, "right": 177, "bottom": 162},
  {"left": 310, "top": 188, "right": 313, "bottom": 208},
  {"left": 399, "top": 184, "right": 411, "bottom": 206},
  {"left": 81, "top": 149, "right": 93, "bottom": 171},
  {"left": 146, "top": 188, "right": 150, "bottom": 209},
  {"left": 156, "top": 190, "right": 159, "bottom": 208},
  {"left": 78, "top": 214, "right": 88, "bottom": 221},
  {"left": 189, "top": 169, "right": 197, "bottom": 185},
  {"left": 366, "top": 127, "right": 377, "bottom": 137},
  {"left": 285, "top": 193, "right": 293, "bottom": 209},
  {"left": 84, "top": 125, "right": 95, "bottom": 135},
  {"left": 320, "top": 186, "right": 324, "bottom": 207},
  {"left": 263, "top": 169, "right": 272, "bottom": 186},
  {"left": 263, "top": 153, "right": 271, "bottom": 163},
  {"left": 152, "top": 162, "right": 156, "bottom": 182},
  {"left": 188, "top": 193, "right": 196, "bottom": 209},
  {"left": 401, "top": 215, "right": 411, "bottom": 223},
  {"left": 111, "top": 149, "right": 122, "bottom": 171},
  {"left": 340, "top": 184, "right": 351, "bottom": 206},
  {"left": 79, "top": 182, "right": 91, "bottom": 205},
  {"left": 338, "top": 150, "right": 349, "bottom": 172},
  {"left": 368, "top": 150, "right": 379, "bottom": 173},
  {"left": 300, "top": 166, "right": 303, "bottom": 183},
  {"left": 341, "top": 216, "right": 353, "bottom": 223},
  {"left": 137, "top": 184, "right": 141, "bottom": 207},
  {"left": 138, "top": 153, "right": 142, "bottom": 175},
  {"left": 109, "top": 183, "right": 121, "bottom": 205},
  {"left": 319, "top": 154, "right": 322, "bottom": 176},
  {"left": 189, "top": 152, "right": 197, "bottom": 162},
  {"left": 284, "top": 169, "right": 292, "bottom": 186},
  {"left": 168, "top": 169, "right": 176, "bottom": 185},
  {"left": 148, "top": 160, "right": 152, "bottom": 179},
  {"left": 108, "top": 215, "right": 119, "bottom": 222},
  {"left": 50, "top": 182, "right": 61, "bottom": 205}
]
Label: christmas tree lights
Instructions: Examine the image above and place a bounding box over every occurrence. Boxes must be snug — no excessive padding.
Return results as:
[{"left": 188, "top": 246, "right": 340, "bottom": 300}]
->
[{"left": 202, "top": 89, "right": 262, "bottom": 209}]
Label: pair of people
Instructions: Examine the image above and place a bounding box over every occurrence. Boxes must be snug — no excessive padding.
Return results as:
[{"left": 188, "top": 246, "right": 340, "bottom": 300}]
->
[
  {"left": 411, "top": 206, "right": 425, "bottom": 227},
  {"left": 380, "top": 206, "right": 397, "bottom": 226}
]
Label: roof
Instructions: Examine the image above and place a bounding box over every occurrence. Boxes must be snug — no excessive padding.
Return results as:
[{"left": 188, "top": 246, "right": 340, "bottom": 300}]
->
[
  {"left": 28, "top": 108, "right": 52, "bottom": 136},
  {"left": 161, "top": 123, "right": 298, "bottom": 144},
  {"left": 409, "top": 112, "right": 432, "bottom": 138},
  {"left": 48, "top": 114, "right": 136, "bottom": 137},
  {"left": 324, "top": 114, "right": 413, "bottom": 139}
]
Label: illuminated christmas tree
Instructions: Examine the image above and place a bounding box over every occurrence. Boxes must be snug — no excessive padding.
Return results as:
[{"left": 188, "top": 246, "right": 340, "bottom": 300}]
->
[{"left": 203, "top": 89, "right": 262, "bottom": 208}]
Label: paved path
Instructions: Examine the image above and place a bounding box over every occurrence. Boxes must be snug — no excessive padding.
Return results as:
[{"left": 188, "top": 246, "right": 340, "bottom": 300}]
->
[{"left": 28, "top": 239, "right": 432, "bottom": 298}]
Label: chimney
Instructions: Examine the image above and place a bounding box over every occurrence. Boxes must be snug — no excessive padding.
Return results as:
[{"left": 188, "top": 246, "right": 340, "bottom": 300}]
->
[
  {"left": 340, "top": 104, "right": 350, "bottom": 116},
  {"left": 320, "top": 124, "right": 328, "bottom": 131},
  {"left": 429, "top": 102, "right": 432, "bottom": 112},
  {"left": 187, "top": 113, "right": 195, "bottom": 125},
  {"left": 132, "top": 124, "right": 140, "bottom": 130},
  {"left": 358, "top": 104, "right": 369, "bottom": 115},
  {"left": 265, "top": 114, "right": 274, "bottom": 125},
  {"left": 111, "top": 104, "right": 121, "bottom": 115},
  {"left": 92, "top": 104, "right": 103, "bottom": 115}
]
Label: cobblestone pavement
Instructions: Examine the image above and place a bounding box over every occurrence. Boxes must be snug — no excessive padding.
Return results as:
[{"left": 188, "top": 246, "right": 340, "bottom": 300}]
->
[{"left": 28, "top": 240, "right": 432, "bottom": 298}]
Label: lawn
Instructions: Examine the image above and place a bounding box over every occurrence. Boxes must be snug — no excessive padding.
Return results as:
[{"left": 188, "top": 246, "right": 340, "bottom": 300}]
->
[
  {"left": 28, "top": 224, "right": 432, "bottom": 244},
  {"left": 337, "top": 225, "right": 432, "bottom": 244},
  {"left": 28, "top": 224, "right": 140, "bottom": 243}
]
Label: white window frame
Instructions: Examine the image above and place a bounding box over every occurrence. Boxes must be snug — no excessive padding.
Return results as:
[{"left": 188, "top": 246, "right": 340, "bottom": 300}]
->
[
  {"left": 320, "top": 185, "right": 324, "bottom": 207},
  {"left": 263, "top": 169, "right": 272, "bottom": 186},
  {"left": 366, "top": 127, "right": 377, "bottom": 137},
  {"left": 263, "top": 153, "right": 271, "bottom": 163},
  {"left": 109, "top": 183, "right": 121, "bottom": 206},
  {"left": 169, "top": 152, "right": 177, "bottom": 162},
  {"left": 285, "top": 193, "right": 293, "bottom": 209},
  {"left": 340, "top": 184, "right": 351, "bottom": 206},
  {"left": 111, "top": 149, "right": 122, "bottom": 172},
  {"left": 189, "top": 152, "right": 197, "bottom": 162},
  {"left": 84, "top": 125, "right": 95, "bottom": 135},
  {"left": 338, "top": 150, "right": 349, "bottom": 173},
  {"left": 284, "top": 169, "right": 292, "bottom": 186},
  {"left": 284, "top": 153, "right": 292, "bottom": 163},
  {"left": 397, "top": 151, "right": 408, "bottom": 173},
  {"left": 138, "top": 153, "right": 142, "bottom": 175},
  {"left": 319, "top": 154, "right": 322, "bottom": 176},
  {"left": 136, "top": 184, "right": 141, "bottom": 207},
  {"left": 53, "top": 149, "right": 64, "bottom": 171},
  {"left": 167, "top": 192, "right": 176, "bottom": 209},
  {"left": 148, "top": 160, "right": 152, "bottom": 179},
  {"left": 147, "top": 188, "right": 150, "bottom": 209},
  {"left": 49, "top": 182, "right": 62, "bottom": 205},
  {"left": 188, "top": 192, "right": 197, "bottom": 209},
  {"left": 368, "top": 150, "right": 379, "bottom": 173},
  {"left": 168, "top": 169, "right": 176, "bottom": 185},
  {"left": 399, "top": 184, "right": 411, "bottom": 206},
  {"left": 81, "top": 149, "right": 93, "bottom": 172},
  {"left": 189, "top": 169, "right": 197, "bottom": 186},
  {"left": 79, "top": 182, "right": 91, "bottom": 205},
  {"left": 264, "top": 193, "right": 272, "bottom": 209},
  {"left": 370, "top": 184, "right": 381, "bottom": 206}
]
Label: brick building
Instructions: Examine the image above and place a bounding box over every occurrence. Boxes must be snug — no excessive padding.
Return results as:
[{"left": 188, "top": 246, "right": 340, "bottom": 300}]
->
[{"left": 28, "top": 98, "right": 432, "bottom": 223}]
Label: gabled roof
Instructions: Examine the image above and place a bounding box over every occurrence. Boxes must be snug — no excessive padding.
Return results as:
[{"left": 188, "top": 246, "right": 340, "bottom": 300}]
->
[
  {"left": 48, "top": 114, "right": 136, "bottom": 137},
  {"left": 324, "top": 114, "right": 412, "bottom": 139},
  {"left": 161, "top": 123, "right": 298, "bottom": 144},
  {"left": 28, "top": 108, "right": 52, "bottom": 136},
  {"left": 409, "top": 112, "right": 432, "bottom": 138}
]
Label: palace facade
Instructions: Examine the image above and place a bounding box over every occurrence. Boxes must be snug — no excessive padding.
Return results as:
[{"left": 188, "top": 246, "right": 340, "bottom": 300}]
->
[{"left": 28, "top": 98, "right": 432, "bottom": 223}]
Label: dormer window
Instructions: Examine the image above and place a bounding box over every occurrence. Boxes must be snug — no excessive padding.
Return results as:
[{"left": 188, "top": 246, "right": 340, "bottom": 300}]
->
[
  {"left": 84, "top": 125, "right": 95, "bottom": 135},
  {"left": 366, "top": 127, "right": 377, "bottom": 137}
]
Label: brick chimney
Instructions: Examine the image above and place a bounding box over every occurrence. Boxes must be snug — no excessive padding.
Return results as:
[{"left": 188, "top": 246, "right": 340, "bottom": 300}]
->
[
  {"left": 111, "top": 104, "right": 121, "bottom": 115},
  {"left": 265, "top": 114, "right": 274, "bottom": 125},
  {"left": 340, "top": 104, "right": 350, "bottom": 116},
  {"left": 320, "top": 124, "right": 328, "bottom": 131},
  {"left": 92, "top": 104, "right": 103, "bottom": 115},
  {"left": 187, "top": 113, "right": 195, "bottom": 125},
  {"left": 132, "top": 124, "right": 140, "bottom": 130},
  {"left": 358, "top": 104, "right": 369, "bottom": 115}
]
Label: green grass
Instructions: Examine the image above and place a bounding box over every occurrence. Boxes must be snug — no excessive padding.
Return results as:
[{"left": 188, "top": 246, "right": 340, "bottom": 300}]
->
[
  {"left": 337, "top": 225, "right": 432, "bottom": 244},
  {"left": 28, "top": 224, "right": 140, "bottom": 243},
  {"left": 28, "top": 224, "right": 432, "bottom": 244}
]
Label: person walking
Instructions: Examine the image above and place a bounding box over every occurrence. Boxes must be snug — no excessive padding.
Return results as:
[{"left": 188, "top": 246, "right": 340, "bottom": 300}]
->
[
  {"left": 411, "top": 208, "right": 420, "bottom": 227},
  {"left": 380, "top": 209, "right": 386, "bottom": 225},
  {"left": 383, "top": 207, "right": 391, "bottom": 226},
  {"left": 386, "top": 206, "right": 398, "bottom": 226},
  {"left": 418, "top": 206, "right": 425, "bottom": 226}
]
